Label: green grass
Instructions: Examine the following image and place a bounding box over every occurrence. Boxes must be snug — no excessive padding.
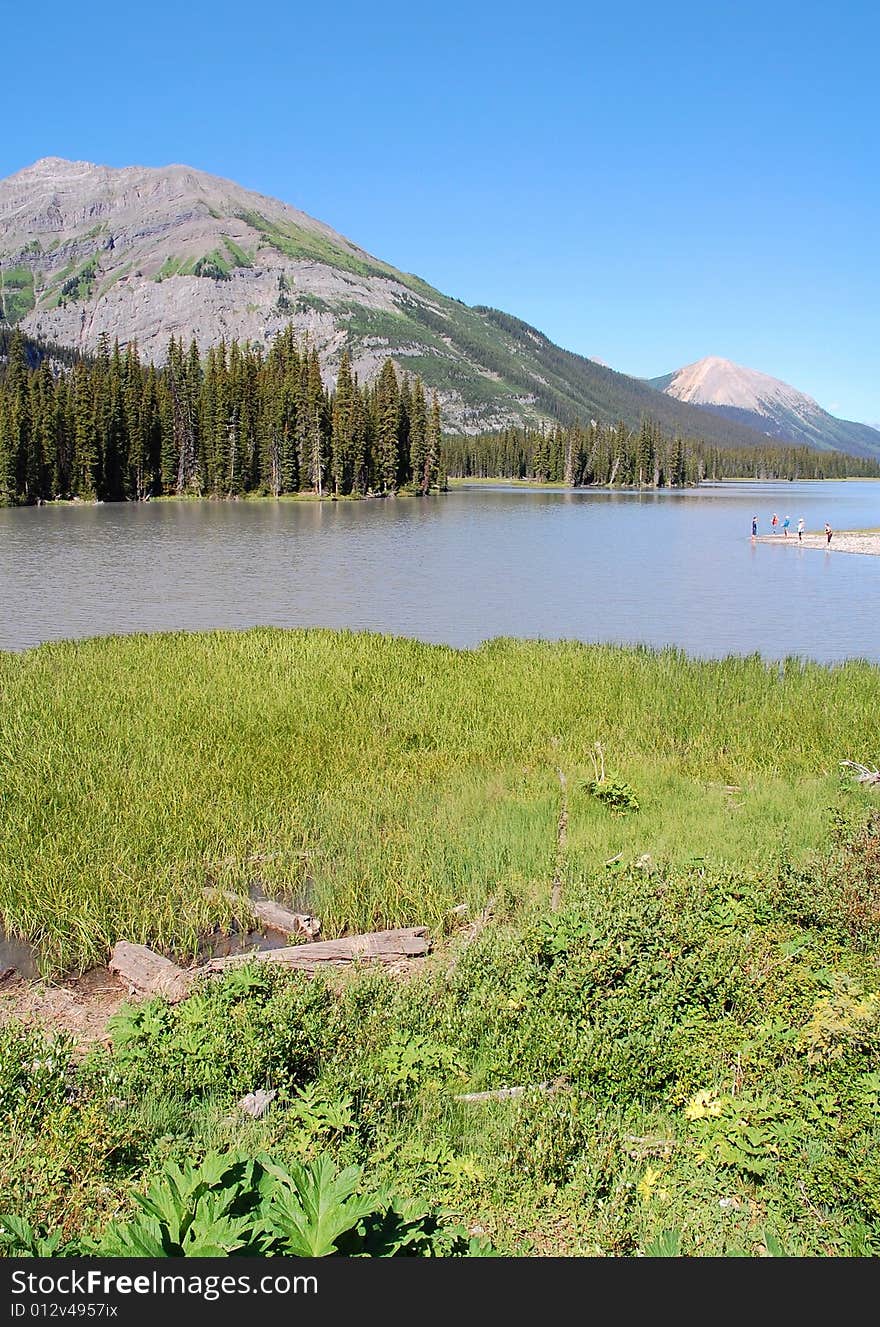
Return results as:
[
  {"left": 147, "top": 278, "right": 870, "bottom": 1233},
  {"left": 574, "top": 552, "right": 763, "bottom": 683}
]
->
[
  {"left": 1, "top": 630, "right": 878, "bottom": 975},
  {"left": 293, "top": 292, "right": 331, "bottom": 314},
  {"left": 237, "top": 209, "right": 398, "bottom": 282},
  {"left": 156, "top": 242, "right": 255, "bottom": 283},
  {"left": 193, "top": 250, "right": 232, "bottom": 279},
  {"left": 3, "top": 810, "right": 880, "bottom": 1255},
  {"left": 222, "top": 236, "right": 253, "bottom": 268},
  {"left": 2, "top": 629, "right": 880, "bottom": 1256},
  {"left": 154, "top": 255, "right": 185, "bottom": 281},
  {"left": 98, "top": 262, "right": 133, "bottom": 298},
  {"left": 43, "top": 256, "right": 99, "bottom": 307}
]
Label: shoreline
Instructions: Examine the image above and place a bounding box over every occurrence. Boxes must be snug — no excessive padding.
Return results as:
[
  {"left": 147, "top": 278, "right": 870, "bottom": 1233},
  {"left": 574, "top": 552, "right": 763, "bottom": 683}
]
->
[
  {"left": 19, "top": 487, "right": 442, "bottom": 509},
  {"left": 755, "top": 529, "right": 880, "bottom": 555}
]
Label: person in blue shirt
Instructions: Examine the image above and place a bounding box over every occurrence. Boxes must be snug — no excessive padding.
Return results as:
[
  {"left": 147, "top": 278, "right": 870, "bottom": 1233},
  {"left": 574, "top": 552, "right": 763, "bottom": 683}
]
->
[
  {"left": 782, "top": 516, "right": 791, "bottom": 537},
  {"left": 751, "top": 515, "right": 758, "bottom": 537}
]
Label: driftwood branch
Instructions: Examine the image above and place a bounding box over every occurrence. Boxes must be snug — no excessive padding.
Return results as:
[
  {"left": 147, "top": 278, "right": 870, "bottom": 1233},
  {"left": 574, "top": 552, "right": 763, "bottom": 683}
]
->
[
  {"left": 249, "top": 898, "right": 320, "bottom": 939},
  {"left": 624, "top": 1134, "right": 677, "bottom": 1158},
  {"left": 840, "top": 760, "right": 880, "bottom": 785},
  {"left": 200, "top": 927, "right": 430, "bottom": 975},
  {"left": 108, "top": 942, "right": 192, "bottom": 1003},
  {"left": 238, "top": 1088, "right": 277, "bottom": 1118}
]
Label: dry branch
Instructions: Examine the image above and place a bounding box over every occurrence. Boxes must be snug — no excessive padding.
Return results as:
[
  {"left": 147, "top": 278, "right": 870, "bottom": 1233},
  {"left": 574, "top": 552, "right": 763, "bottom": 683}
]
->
[
  {"left": 238, "top": 1088, "right": 276, "bottom": 1118},
  {"left": 840, "top": 760, "right": 880, "bottom": 785},
  {"left": 250, "top": 899, "right": 320, "bottom": 939},
  {"left": 454, "top": 1077, "right": 567, "bottom": 1104},
  {"left": 110, "top": 926, "right": 429, "bottom": 1001}
]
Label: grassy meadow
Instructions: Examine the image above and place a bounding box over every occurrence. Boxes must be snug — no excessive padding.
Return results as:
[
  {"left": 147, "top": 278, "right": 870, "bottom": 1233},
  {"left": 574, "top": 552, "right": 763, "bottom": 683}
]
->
[
  {"left": 2, "top": 629, "right": 880, "bottom": 1257},
  {"left": 1, "top": 629, "right": 879, "bottom": 973}
]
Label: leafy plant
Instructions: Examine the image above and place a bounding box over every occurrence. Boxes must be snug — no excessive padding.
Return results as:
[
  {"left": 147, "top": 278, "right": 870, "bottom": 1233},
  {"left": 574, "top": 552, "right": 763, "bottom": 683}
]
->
[
  {"left": 683, "top": 1091, "right": 787, "bottom": 1180},
  {"left": 800, "top": 976, "right": 880, "bottom": 1062},
  {"left": 1, "top": 1151, "right": 490, "bottom": 1258},
  {"left": 107, "top": 969, "right": 331, "bottom": 1101},
  {"left": 285, "top": 1082, "right": 355, "bottom": 1151},
  {"left": 97, "top": 1155, "right": 268, "bottom": 1256},
  {"left": 585, "top": 740, "right": 640, "bottom": 812},
  {"left": 262, "top": 1156, "right": 377, "bottom": 1256},
  {"left": 0, "top": 1216, "right": 68, "bottom": 1257},
  {"left": 643, "top": 1228, "right": 681, "bottom": 1257},
  {"left": 587, "top": 777, "right": 640, "bottom": 813},
  {"left": 375, "top": 1033, "right": 464, "bottom": 1093}
]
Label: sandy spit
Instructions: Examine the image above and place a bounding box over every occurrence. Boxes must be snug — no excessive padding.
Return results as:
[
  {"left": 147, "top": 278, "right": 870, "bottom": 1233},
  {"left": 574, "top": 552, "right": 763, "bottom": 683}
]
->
[{"left": 755, "top": 531, "right": 880, "bottom": 556}]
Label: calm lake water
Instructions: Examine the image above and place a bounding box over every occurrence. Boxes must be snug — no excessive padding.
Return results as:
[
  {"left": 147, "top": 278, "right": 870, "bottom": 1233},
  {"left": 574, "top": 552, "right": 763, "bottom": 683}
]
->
[{"left": 1, "top": 481, "right": 878, "bottom": 662}]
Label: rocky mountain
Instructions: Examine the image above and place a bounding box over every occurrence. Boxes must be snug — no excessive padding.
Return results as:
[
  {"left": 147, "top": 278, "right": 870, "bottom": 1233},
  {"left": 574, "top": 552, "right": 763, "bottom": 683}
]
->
[
  {"left": 649, "top": 356, "right": 880, "bottom": 459},
  {"left": 0, "top": 158, "right": 842, "bottom": 447}
]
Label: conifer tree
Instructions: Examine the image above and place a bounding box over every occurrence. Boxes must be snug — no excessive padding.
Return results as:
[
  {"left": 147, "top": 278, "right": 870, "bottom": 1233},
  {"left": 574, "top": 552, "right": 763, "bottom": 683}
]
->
[
  {"left": 374, "top": 358, "right": 400, "bottom": 494},
  {"left": 421, "top": 393, "right": 441, "bottom": 495},
  {"left": 409, "top": 378, "right": 428, "bottom": 490},
  {"left": 331, "top": 351, "right": 355, "bottom": 496},
  {"left": 305, "top": 349, "right": 327, "bottom": 495}
]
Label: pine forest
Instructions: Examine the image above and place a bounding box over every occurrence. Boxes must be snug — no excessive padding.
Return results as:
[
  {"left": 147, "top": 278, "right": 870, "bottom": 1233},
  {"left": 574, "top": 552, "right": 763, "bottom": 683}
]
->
[{"left": 1, "top": 327, "right": 877, "bottom": 508}]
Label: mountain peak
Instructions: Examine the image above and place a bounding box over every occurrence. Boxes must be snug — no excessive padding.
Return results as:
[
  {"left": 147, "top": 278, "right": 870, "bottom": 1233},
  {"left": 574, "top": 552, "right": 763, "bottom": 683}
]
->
[
  {"left": 650, "top": 357, "right": 880, "bottom": 459},
  {"left": 662, "top": 357, "right": 821, "bottom": 415}
]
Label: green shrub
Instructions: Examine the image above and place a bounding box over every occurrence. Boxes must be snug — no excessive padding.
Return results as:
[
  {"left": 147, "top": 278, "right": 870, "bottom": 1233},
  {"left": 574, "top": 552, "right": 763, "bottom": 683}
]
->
[
  {"left": 586, "top": 777, "right": 640, "bottom": 813},
  {"left": 0, "top": 1024, "right": 73, "bottom": 1127},
  {"left": 108, "top": 966, "right": 334, "bottom": 1101}
]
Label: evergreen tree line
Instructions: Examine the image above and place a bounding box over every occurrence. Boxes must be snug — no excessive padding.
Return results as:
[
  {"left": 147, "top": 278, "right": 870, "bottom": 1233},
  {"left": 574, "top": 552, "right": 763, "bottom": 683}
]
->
[
  {"left": 0, "top": 328, "right": 444, "bottom": 505},
  {"left": 444, "top": 419, "right": 880, "bottom": 487}
]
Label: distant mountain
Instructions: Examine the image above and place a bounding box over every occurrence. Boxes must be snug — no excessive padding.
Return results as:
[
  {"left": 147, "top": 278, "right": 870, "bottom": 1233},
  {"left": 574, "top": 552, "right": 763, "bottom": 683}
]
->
[
  {"left": 0, "top": 158, "right": 844, "bottom": 449},
  {"left": 648, "top": 356, "right": 880, "bottom": 459}
]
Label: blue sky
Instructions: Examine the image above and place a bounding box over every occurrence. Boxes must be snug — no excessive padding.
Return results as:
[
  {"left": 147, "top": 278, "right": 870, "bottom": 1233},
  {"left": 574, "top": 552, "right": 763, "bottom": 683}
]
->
[{"left": 3, "top": 0, "right": 878, "bottom": 423}]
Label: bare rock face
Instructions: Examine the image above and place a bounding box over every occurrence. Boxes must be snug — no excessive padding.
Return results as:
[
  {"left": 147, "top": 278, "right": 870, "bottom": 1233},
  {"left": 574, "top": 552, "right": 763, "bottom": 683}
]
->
[
  {"left": 7, "top": 159, "right": 840, "bottom": 450},
  {"left": 0, "top": 157, "right": 538, "bottom": 433}
]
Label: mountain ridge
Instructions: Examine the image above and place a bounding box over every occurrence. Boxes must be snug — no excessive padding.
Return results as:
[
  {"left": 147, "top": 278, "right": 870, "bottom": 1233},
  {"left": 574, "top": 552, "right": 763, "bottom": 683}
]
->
[
  {"left": 648, "top": 356, "right": 880, "bottom": 459},
  {"left": 0, "top": 157, "right": 870, "bottom": 454}
]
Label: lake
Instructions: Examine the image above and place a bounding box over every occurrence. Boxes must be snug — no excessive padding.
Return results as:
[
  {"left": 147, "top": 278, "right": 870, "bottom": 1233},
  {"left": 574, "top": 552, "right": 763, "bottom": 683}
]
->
[{"left": 1, "top": 480, "right": 878, "bottom": 662}]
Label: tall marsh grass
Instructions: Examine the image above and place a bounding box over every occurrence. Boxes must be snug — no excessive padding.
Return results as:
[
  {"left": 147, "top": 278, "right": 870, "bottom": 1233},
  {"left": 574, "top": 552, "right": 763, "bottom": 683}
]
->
[{"left": 1, "top": 629, "right": 877, "bottom": 973}]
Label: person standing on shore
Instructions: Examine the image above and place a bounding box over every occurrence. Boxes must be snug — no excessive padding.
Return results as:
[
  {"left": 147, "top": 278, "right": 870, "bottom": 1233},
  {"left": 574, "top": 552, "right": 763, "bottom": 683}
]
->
[
  {"left": 825, "top": 522, "right": 833, "bottom": 545},
  {"left": 797, "top": 517, "right": 805, "bottom": 542},
  {"left": 752, "top": 515, "right": 758, "bottom": 538},
  {"left": 782, "top": 516, "right": 791, "bottom": 537},
  {"left": 771, "top": 513, "right": 779, "bottom": 534}
]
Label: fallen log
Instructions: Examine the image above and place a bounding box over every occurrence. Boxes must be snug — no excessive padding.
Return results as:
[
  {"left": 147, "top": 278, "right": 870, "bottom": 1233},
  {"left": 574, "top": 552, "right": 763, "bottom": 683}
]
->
[
  {"left": 203, "top": 888, "right": 321, "bottom": 939},
  {"left": 250, "top": 899, "right": 321, "bottom": 939},
  {"left": 201, "top": 926, "right": 430, "bottom": 975},
  {"left": 108, "top": 941, "right": 192, "bottom": 1003}
]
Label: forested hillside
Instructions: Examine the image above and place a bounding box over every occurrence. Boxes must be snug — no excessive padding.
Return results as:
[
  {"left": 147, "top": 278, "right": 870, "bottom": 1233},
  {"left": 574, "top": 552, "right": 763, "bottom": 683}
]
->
[
  {"left": 0, "top": 328, "right": 442, "bottom": 503},
  {"left": 1, "top": 157, "right": 836, "bottom": 449}
]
